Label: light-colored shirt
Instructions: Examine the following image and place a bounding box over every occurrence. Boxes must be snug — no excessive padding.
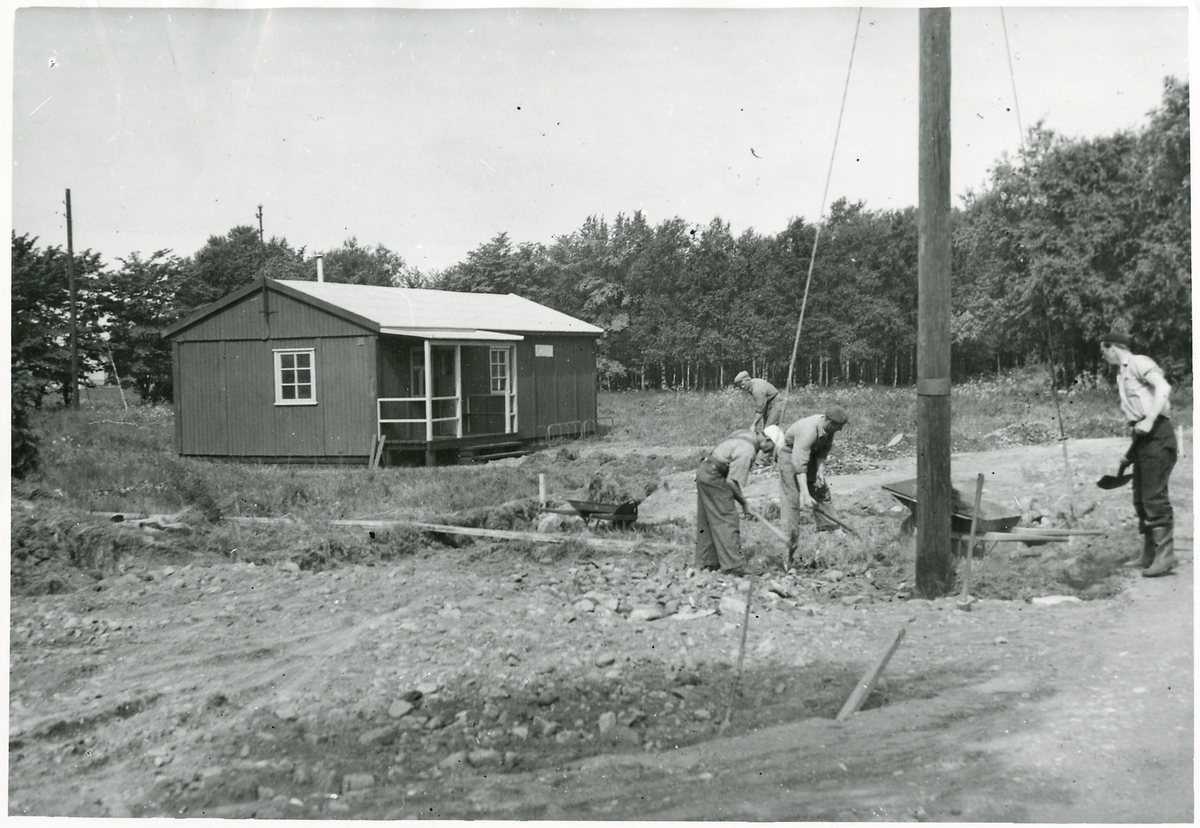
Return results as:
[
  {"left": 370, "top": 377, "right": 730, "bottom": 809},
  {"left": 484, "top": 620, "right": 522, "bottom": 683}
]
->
[
  {"left": 785, "top": 414, "right": 836, "bottom": 470},
  {"left": 710, "top": 430, "right": 759, "bottom": 487},
  {"left": 1117, "top": 353, "right": 1171, "bottom": 423},
  {"left": 746, "top": 378, "right": 779, "bottom": 416}
]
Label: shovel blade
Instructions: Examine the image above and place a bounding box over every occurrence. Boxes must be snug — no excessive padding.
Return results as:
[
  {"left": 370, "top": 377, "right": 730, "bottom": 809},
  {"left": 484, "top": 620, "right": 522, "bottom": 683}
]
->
[{"left": 1096, "top": 474, "right": 1132, "bottom": 490}]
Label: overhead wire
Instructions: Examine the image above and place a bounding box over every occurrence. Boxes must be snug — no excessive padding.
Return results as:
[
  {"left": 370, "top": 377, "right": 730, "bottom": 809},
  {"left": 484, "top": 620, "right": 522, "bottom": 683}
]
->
[
  {"left": 780, "top": 7, "right": 863, "bottom": 419},
  {"left": 1000, "top": 7, "right": 1078, "bottom": 525}
]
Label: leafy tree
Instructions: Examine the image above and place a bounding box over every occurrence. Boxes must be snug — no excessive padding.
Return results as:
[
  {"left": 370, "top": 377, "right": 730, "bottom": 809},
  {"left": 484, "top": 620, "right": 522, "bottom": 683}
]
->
[
  {"left": 11, "top": 232, "right": 106, "bottom": 406},
  {"left": 173, "top": 226, "right": 307, "bottom": 313},
  {"left": 433, "top": 232, "right": 547, "bottom": 298},
  {"left": 314, "top": 237, "right": 425, "bottom": 287},
  {"left": 94, "top": 250, "right": 184, "bottom": 403}
]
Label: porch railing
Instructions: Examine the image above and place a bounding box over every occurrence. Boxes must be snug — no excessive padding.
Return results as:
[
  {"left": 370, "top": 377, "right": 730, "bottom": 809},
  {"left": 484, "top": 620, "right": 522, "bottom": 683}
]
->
[{"left": 378, "top": 396, "right": 461, "bottom": 441}]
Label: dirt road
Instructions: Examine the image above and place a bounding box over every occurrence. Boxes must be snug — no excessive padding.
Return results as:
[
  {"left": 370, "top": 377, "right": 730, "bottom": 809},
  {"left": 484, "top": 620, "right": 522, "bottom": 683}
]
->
[{"left": 8, "top": 437, "right": 1192, "bottom": 820}]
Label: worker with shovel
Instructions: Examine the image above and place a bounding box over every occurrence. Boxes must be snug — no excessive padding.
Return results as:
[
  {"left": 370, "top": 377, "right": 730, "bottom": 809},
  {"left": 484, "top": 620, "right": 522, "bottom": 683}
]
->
[
  {"left": 1100, "top": 331, "right": 1177, "bottom": 577},
  {"left": 777, "top": 406, "right": 850, "bottom": 569},
  {"left": 733, "top": 371, "right": 782, "bottom": 437},
  {"left": 695, "top": 429, "right": 778, "bottom": 577}
]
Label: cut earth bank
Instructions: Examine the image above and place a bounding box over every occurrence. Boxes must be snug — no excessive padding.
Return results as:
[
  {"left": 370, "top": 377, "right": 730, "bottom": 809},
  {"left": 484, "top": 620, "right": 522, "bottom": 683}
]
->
[{"left": 8, "top": 437, "right": 1193, "bottom": 820}]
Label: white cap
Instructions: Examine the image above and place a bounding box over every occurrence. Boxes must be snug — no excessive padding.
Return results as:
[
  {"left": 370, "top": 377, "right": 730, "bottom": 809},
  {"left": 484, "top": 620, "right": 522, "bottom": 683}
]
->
[{"left": 763, "top": 425, "right": 784, "bottom": 450}]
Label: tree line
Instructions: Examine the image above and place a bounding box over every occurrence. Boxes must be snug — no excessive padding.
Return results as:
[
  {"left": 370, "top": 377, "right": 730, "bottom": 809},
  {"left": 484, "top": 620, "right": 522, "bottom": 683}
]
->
[{"left": 12, "top": 77, "right": 1189, "bottom": 424}]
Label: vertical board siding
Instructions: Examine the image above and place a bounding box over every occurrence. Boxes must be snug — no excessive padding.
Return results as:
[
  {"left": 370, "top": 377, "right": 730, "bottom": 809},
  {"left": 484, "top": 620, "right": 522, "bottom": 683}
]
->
[
  {"left": 268, "top": 338, "right": 324, "bottom": 457},
  {"left": 576, "top": 338, "right": 597, "bottom": 425},
  {"left": 172, "top": 341, "right": 183, "bottom": 454},
  {"left": 320, "top": 336, "right": 375, "bottom": 455},
  {"left": 515, "top": 342, "right": 537, "bottom": 440},
  {"left": 178, "top": 341, "right": 230, "bottom": 455},
  {"left": 224, "top": 340, "right": 277, "bottom": 456},
  {"left": 175, "top": 288, "right": 369, "bottom": 342}
]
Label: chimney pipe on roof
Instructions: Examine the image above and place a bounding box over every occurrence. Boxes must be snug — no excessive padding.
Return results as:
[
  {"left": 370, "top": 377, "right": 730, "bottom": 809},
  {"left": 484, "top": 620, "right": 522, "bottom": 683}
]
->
[{"left": 316, "top": 255, "right": 324, "bottom": 283}]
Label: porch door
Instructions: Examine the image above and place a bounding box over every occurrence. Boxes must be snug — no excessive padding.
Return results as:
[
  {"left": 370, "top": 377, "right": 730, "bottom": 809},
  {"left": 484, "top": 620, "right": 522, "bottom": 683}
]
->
[{"left": 462, "top": 345, "right": 516, "bottom": 435}]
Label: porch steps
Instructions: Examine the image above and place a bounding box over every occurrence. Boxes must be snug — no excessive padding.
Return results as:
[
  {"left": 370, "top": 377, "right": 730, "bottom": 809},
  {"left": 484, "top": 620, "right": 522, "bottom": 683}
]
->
[{"left": 458, "top": 441, "right": 528, "bottom": 464}]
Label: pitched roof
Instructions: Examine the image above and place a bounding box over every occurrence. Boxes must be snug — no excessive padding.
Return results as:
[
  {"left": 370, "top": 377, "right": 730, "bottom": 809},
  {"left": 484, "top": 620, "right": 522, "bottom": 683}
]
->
[{"left": 276, "top": 280, "right": 603, "bottom": 335}]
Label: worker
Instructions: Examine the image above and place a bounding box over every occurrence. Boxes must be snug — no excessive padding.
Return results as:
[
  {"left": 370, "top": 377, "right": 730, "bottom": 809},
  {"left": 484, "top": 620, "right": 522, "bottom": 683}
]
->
[
  {"left": 695, "top": 429, "right": 778, "bottom": 576},
  {"left": 1100, "top": 331, "right": 1177, "bottom": 577},
  {"left": 777, "top": 405, "right": 849, "bottom": 568},
  {"left": 733, "top": 371, "right": 782, "bottom": 437}
]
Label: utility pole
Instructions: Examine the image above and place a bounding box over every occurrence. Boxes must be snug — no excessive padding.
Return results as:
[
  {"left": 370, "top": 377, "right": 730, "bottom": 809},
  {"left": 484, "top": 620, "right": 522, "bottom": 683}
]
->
[
  {"left": 915, "top": 9, "right": 954, "bottom": 597},
  {"left": 65, "top": 189, "right": 79, "bottom": 410},
  {"left": 257, "top": 204, "right": 264, "bottom": 243}
]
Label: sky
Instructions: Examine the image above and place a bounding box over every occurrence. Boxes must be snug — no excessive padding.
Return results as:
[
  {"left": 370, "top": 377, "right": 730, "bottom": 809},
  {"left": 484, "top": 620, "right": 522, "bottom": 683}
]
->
[{"left": 7, "top": 3, "right": 1192, "bottom": 274}]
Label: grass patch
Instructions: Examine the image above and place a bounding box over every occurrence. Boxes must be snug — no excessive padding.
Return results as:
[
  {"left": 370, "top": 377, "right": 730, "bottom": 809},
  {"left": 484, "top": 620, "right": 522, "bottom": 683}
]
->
[
  {"left": 13, "top": 368, "right": 1189, "bottom": 590},
  {"left": 600, "top": 365, "right": 1192, "bottom": 462}
]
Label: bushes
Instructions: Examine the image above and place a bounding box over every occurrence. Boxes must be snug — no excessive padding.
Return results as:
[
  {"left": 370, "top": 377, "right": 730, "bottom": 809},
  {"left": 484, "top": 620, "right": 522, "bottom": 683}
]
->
[{"left": 11, "top": 371, "right": 42, "bottom": 479}]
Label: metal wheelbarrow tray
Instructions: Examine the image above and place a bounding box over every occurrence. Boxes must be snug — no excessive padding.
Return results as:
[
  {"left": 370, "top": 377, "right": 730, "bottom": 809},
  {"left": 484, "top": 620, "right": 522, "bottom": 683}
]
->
[
  {"left": 543, "top": 499, "right": 639, "bottom": 527},
  {"left": 881, "top": 478, "right": 1106, "bottom": 546}
]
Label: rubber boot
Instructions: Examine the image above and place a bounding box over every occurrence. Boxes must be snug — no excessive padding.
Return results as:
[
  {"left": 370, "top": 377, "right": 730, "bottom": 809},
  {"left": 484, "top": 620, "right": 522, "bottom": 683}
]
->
[
  {"left": 1125, "top": 532, "right": 1155, "bottom": 569},
  {"left": 1142, "top": 525, "right": 1177, "bottom": 578}
]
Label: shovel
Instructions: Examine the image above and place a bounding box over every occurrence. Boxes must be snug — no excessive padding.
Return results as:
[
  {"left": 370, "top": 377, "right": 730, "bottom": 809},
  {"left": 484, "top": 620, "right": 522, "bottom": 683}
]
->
[
  {"left": 1096, "top": 468, "right": 1132, "bottom": 490},
  {"left": 1096, "top": 434, "right": 1142, "bottom": 490}
]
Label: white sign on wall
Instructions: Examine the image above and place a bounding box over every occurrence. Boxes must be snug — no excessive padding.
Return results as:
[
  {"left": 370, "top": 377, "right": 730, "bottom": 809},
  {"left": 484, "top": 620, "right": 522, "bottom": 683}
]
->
[{"left": 535, "top": 344, "right": 554, "bottom": 357}]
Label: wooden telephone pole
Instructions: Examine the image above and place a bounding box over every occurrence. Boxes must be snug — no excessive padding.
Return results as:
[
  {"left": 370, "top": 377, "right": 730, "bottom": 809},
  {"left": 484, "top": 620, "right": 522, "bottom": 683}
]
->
[
  {"left": 65, "top": 189, "right": 79, "bottom": 410},
  {"left": 916, "top": 9, "right": 954, "bottom": 596}
]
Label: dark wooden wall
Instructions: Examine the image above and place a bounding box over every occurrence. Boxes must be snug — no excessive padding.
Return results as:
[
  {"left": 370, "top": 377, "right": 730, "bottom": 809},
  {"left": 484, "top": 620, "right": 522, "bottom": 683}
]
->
[{"left": 173, "top": 289, "right": 376, "bottom": 458}]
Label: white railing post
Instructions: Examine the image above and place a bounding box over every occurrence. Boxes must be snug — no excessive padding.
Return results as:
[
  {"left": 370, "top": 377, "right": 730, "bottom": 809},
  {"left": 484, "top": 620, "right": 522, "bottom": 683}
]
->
[
  {"left": 508, "top": 345, "right": 517, "bottom": 434},
  {"left": 455, "top": 345, "right": 463, "bottom": 438},
  {"left": 424, "top": 340, "right": 433, "bottom": 443}
]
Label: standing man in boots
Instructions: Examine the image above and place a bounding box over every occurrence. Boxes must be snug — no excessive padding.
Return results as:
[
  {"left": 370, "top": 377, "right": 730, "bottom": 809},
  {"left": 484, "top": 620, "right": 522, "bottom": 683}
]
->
[{"left": 1100, "top": 331, "right": 1178, "bottom": 577}]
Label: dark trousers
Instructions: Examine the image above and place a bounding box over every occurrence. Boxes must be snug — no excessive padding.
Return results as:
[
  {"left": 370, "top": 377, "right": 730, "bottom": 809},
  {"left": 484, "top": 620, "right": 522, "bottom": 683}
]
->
[
  {"left": 762, "top": 397, "right": 783, "bottom": 430},
  {"left": 778, "top": 451, "right": 838, "bottom": 556},
  {"left": 695, "top": 459, "right": 745, "bottom": 572},
  {"left": 1132, "top": 416, "right": 1176, "bottom": 533}
]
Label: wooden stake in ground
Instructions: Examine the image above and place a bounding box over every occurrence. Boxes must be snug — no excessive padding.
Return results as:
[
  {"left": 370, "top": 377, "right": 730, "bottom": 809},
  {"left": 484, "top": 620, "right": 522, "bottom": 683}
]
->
[
  {"left": 836, "top": 625, "right": 907, "bottom": 722},
  {"left": 720, "top": 567, "right": 757, "bottom": 733},
  {"left": 720, "top": 507, "right": 787, "bottom": 731}
]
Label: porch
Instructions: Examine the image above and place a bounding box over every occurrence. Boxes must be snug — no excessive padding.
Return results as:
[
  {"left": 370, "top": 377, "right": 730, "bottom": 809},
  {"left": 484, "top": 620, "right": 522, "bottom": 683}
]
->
[{"left": 376, "top": 335, "right": 522, "bottom": 465}]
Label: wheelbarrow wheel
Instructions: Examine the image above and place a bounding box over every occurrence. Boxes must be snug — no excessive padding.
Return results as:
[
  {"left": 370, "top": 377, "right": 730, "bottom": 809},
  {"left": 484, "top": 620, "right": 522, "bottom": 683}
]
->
[{"left": 900, "top": 514, "right": 916, "bottom": 536}]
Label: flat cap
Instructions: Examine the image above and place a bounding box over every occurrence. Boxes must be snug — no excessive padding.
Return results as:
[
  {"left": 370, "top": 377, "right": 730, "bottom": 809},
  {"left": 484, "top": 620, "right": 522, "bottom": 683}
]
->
[
  {"left": 1100, "top": 331, "right": 1131, "bottom": 348},
  {"left": 733, "top": 371, "right": 751, "bottom": 384},
  {"left": 824, "top": 405, "right": 849, "bottom": 425}
]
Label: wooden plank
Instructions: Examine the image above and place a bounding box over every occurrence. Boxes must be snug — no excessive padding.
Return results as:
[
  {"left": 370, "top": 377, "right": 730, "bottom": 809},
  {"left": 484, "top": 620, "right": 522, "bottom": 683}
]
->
[
  {"left": 967, "top": 531, "right": 1100, "bottom": 543},
  {"left": 223, "top": 515, "right": 680, "bottom": 554},
  {"left": 332, "top": 519, "right": 661, "bottom": 549},
  {"left": 836, "top": 625, "right": 907, "bottom": 722}
]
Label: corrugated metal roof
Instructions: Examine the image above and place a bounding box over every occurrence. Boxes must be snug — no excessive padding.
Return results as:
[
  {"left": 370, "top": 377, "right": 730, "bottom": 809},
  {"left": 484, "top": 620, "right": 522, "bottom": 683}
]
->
[{"left": 276, "top": 281, "right": 603, "bottom": 335}]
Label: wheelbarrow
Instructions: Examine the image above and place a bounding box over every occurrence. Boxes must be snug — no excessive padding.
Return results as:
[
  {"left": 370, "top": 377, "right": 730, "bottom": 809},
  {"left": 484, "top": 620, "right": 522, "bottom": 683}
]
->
[
  {"left": 881, "top": 477, "right": 1105, "bottom": 554},
  {"left": 543, "top": 499, "right": 639, "bottom": 528}
]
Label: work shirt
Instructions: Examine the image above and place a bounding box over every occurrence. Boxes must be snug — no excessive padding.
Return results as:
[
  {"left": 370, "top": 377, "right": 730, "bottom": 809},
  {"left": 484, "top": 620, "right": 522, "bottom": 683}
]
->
[
  {"left": 784, "top": 414, "right": 836, "bottom": 471},
  {"left": 746, "top": 378, "right": 779, "bottom": 418},
  {"left": 708, "top": 431, "right": 760, "bottom": 488},
  {"left": 1117, "top": 353, "right": 1171, "bottom": 424}
]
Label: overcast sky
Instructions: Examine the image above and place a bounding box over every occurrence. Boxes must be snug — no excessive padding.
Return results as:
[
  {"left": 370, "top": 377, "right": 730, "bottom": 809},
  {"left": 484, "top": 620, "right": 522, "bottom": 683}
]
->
[{"left": 8, "top": 3, "right": 1191, "bottom": 274}]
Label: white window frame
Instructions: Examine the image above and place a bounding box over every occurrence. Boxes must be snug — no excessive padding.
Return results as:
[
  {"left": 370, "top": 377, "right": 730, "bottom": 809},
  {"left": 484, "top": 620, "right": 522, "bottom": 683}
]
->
[
  {"left": 490, "top": 348, "right": 510, "bottom": 395},
  {"left": 410, "top": 347, "right": 425, "bottom": 395},
  {"left": 274, "top": 348, "right": 317, "bottom": 406}
]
